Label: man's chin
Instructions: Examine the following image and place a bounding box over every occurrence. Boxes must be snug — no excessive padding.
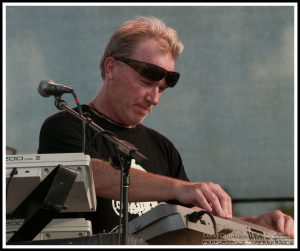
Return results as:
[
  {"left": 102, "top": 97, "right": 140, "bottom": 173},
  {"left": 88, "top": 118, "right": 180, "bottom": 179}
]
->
[{"left": 132, "top": 114, "right": 148, "bottom": 125}]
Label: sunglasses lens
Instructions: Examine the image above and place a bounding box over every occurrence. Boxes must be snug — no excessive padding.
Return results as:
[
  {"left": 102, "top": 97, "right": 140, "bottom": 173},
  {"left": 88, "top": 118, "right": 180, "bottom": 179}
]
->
[
  {"left": 114, "top": 57, "right": 180, "bottom": 87},
  {"left": 166, "top": 72, "right": 180, "bottom": 87},
  {"left": 140, "top": 64, "right": 165, "bottom": 82},
  {"left": 141, "top": 65, "right": 180, "bottom": 87}
]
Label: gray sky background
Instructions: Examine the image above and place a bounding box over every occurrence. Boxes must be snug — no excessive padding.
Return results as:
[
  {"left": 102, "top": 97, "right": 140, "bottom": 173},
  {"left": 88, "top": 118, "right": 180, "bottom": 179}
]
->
[{"left": 4, "top": 3, "right": 297, "bottom": 217}]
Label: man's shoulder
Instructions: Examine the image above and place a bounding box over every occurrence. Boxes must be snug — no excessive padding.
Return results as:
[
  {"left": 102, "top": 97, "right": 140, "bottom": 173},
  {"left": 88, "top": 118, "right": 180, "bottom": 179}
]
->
[
  {"left": 137, "top": 123, "right": 162, "bottom": 136},
  {"left": 137, "top": 124, "right": 174, "bottom": 146},
  {"left": 43, "top": 110, "right": 73, "bottom": 124},
  {"left": 43, "top": 104, "right": 90, "bottom": 123}
]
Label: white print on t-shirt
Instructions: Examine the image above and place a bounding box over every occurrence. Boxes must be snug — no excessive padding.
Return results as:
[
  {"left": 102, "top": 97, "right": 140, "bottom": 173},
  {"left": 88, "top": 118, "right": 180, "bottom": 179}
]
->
[{"left": 112, "top": 159, "right": 158, "bottom": 216}]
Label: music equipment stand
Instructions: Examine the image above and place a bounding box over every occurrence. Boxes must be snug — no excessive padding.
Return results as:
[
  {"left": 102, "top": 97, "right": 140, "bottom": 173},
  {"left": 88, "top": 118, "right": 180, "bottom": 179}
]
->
[
  {"left": 54, "top": 96, "right": 148, "bottom": 244},
  {"left": 7, "top": 164, "right": 78, "bottom": 244}
]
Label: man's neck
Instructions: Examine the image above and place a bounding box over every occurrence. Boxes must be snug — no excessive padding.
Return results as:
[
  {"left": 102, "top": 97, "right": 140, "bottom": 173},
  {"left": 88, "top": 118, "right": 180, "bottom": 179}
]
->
[{"left": 88, "top": 101, "right": 134, "bottom": 128}]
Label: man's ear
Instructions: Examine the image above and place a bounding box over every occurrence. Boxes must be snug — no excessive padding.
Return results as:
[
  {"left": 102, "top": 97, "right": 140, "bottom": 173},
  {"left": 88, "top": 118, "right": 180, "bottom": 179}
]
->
[{"left": 103, "top": 57, "right": 116, "bottom": 80}]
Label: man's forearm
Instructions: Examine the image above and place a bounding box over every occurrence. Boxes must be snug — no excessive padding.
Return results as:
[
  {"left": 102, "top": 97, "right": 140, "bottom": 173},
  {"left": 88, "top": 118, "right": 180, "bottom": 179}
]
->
[
  {"left": 91, "top": 158, "right": 184, "bottom": 202},
  {"left": 91, "top": 158, "right": 234, "bottom": 219}
]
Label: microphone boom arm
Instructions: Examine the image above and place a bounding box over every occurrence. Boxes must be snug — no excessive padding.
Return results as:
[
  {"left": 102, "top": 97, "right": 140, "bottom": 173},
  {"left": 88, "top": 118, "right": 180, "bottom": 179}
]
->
[{"left": 54, "top": 97, "right": 148, "bottom": 168}]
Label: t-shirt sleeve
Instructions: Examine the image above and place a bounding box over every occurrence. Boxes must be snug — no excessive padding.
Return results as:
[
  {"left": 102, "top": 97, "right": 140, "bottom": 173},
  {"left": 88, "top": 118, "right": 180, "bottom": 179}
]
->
[
  {"left": 38, "top": 113, "right": 84, "bottom": 154},
  {"left": 170, "top": 147, "right": 189, "bottom": 181},
  {"left": 164, "top": 140, "right": 193, "bottom": 207}
]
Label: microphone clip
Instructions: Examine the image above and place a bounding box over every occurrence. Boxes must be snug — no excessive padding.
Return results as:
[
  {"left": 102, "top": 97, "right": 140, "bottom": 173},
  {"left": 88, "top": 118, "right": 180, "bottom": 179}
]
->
[{"left": 54, "top": 96, "right": 67, "bottom": 111}]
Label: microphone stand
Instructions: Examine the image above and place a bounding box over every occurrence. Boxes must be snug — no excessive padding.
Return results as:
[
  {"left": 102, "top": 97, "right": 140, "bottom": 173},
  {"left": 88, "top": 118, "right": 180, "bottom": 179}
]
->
[{"left": 54, "top": 96, "right": 148, "bottom": 245}]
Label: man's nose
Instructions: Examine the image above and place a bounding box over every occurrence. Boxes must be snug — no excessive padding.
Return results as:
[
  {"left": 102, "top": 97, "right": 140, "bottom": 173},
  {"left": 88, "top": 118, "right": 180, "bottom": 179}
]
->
[{"left": 145, "top": 86, "right": 160, "bottom": 106}]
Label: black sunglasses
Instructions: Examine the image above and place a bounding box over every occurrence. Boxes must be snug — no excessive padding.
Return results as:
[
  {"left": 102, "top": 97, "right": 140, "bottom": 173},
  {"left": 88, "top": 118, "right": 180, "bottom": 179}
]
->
[{"left": 113, "top": 57, "right": 180, "bottom": 88}]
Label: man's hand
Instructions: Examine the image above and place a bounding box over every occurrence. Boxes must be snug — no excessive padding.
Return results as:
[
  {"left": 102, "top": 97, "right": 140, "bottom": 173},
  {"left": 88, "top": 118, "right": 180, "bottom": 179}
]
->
[
  {"left": 243, "top": 210, "right": 294, "bottom": 238},
  {"left": 176, "top": 181, "right": 232, "bottom": 219}
]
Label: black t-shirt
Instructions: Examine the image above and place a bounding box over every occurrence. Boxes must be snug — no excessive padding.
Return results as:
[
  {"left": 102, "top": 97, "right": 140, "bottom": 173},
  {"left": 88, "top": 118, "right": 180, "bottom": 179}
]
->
[{"left": 38, "top": 105, "right": 189, "bottom": 233}]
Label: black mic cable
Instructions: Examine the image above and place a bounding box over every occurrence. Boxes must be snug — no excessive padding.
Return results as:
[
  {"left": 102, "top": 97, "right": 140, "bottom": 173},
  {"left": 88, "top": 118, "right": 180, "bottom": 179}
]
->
[{"left": 71, "top": 91, "right": 85, "bottom": 153}]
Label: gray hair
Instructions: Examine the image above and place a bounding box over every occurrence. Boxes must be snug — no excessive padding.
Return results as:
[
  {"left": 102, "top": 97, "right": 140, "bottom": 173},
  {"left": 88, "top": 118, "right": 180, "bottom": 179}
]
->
[{"left": 100, "top": 16, "right": 184, "bottom": 79}]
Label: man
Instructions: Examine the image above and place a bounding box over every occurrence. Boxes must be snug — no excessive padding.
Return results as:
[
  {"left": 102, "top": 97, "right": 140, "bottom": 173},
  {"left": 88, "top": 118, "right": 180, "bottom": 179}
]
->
[{"left": 38, "top": 16, "right": 294, "bottom": 238}]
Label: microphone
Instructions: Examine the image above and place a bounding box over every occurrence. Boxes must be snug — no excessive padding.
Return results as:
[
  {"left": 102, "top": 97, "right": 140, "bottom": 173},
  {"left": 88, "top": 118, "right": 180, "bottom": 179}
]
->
[{"left": 38, "top": 80, "right": 73, "bottom": 97}]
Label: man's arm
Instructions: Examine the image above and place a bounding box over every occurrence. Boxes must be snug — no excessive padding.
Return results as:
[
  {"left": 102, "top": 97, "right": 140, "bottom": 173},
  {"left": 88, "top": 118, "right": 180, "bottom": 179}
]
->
[{"left": 91, "top": 158, "right": 232, "bottom": 219}]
